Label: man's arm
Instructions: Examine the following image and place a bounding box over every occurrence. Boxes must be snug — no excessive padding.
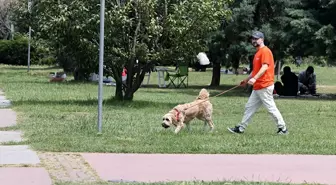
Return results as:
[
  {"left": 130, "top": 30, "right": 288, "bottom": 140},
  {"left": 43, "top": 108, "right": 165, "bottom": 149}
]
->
[
  {"left": 240, "top": 73, "right": 253, "bottom": 85},
  {"left": 243, "top": 73, "right": 253, "bottom": 82},
  {"left": 252, "top": 64, "right": 268, "bottom": 80},
  {"left": 249, "top": 49, "right": 271, "bottom": 82},
  {"left": 246, "top": 64, "right": 268, "bottom": 85}
]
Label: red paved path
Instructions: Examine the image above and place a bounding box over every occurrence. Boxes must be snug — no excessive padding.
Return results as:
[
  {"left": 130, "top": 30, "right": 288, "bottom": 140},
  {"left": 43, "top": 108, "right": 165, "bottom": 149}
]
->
[
  {"left": 82, "top": 153, "right": 336, "bottom": 184},
  {"left": 0, "top": 167, "right": 52, "bottom": 185}
]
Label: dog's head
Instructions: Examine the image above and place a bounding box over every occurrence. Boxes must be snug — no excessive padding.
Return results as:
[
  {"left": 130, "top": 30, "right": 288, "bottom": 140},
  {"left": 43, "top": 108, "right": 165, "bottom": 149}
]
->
[{"left": 162, "top": 113, "right": 174, "bottom": 128}]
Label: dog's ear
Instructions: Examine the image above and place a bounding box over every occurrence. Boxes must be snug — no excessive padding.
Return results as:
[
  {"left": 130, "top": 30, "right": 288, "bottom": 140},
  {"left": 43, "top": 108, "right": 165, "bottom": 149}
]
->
[{"left": 169, "top": 113, "right": 176, "bottom": 122}]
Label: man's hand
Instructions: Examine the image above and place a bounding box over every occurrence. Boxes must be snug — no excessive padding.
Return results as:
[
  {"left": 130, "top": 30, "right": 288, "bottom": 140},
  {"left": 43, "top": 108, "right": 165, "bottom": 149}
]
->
[
  {"left": 240, "top": 78, "right": 249, "bottom": 86},
  {"left": 247, "top": 77, "right": 256, "bottom": 85}
]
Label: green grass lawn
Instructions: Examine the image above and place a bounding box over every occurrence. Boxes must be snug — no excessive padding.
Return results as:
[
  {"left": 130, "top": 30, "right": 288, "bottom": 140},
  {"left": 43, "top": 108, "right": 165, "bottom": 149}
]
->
[{"left": 0, "top": 64, "right": 336, "bottom": 154}]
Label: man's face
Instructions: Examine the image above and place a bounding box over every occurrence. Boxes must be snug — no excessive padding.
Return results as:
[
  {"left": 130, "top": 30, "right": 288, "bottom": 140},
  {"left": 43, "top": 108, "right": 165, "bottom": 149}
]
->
[{"left": 251, "top": 37, "right": 262, "bottom": 47}]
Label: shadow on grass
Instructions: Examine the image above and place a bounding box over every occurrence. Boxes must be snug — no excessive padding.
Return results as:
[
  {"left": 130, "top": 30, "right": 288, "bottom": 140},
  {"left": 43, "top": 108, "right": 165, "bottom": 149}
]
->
[
  {"left": 273, "top": 94, "right": 336, "bottom": 101},
  {"left": 1, "top": 80, "right": 51, "bottom": 84},
  {"left": 5, "top": 75, "right": 336, "bottom": 102},
  {"left": 142, "top": 84, "right": 336, "bottom": 101},
  {"left": 141, "top": 84, "right": 251, "bottom": 97},
  {"left": 2, "top": 79, "right": 102, "bottom": 86},
  {"left": 1, "top": 66, "right": 60, "bottom": 71},
  {"left": 10, "top": 98, "right": 179, "bottom": 109}
]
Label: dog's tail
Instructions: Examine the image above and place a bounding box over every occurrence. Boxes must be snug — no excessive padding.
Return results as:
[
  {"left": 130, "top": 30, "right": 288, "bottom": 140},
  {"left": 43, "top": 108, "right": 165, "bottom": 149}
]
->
[{"left": 197, "top": 88, "right": 210, "bottom": 100}]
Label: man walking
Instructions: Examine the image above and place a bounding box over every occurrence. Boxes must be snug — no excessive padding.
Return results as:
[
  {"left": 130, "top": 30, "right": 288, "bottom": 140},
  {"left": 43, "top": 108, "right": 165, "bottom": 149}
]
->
[{"left": 227, "top": 31, "right": 288, "bottom": 135}]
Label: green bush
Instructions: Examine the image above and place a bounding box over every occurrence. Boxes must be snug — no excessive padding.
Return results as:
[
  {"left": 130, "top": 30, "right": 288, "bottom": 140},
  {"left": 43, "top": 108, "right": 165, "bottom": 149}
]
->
[
  {"left": 0, "top": 37, "right": 29, "bottom": 65},
  {"left": 303, "top": 56, "right": 328, "bottom": 67},
  {"left": 31, "top": 43, "right": 56, "bottom": 65},
  {"left": 0, "top": 36, "right": 57, "bottom": 66},
  {"left": 34, "top": 56, "right": 55, "bottom": 65}
]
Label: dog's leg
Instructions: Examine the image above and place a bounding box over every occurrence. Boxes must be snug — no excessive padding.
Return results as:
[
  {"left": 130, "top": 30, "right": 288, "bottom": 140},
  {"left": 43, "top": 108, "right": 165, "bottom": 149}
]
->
[
  {"left": 204, "top": 105, "right": 214, "bottom": 132},
  {"left": 174, "top": 111, "right": 186, "bottom": 134},
  {"left": 203, "top": 117, "right": 214, "bottom": 132},
  {"left": 208, "top": 119, "right": 215, "bottom": 132},
  {"left": 174, "top": 124, "right": 184, "bottom": 134},
  {"left": 174, "top": 118, "right": 185, "bottom": 134}
]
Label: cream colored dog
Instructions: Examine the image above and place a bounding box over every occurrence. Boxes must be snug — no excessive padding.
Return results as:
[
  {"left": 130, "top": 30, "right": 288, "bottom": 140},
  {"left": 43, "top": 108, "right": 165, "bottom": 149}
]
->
[{"left": 161, "top": 88, "right": 214, "bottom": 133}]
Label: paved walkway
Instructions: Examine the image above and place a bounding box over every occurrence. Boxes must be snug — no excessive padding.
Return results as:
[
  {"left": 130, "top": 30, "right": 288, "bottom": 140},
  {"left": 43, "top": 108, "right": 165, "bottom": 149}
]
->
[
  {"left": 0, "top": 90, "right": 52, "bottom": 185},
  {"left": 0, "top": 168, "right": 52, "bottom": 185},
  {"left": 82, "top": 153, "right": 336, "bottom": 185},
  {"left": 1, "top": 88, "right": 336, "bottom": 185}
]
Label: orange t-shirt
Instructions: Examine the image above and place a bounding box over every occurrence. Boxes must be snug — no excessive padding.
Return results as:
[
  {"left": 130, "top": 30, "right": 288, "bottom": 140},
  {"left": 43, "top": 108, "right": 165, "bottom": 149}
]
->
[{"left": 251, "top": 46, "right": 275, "bottom": 90}]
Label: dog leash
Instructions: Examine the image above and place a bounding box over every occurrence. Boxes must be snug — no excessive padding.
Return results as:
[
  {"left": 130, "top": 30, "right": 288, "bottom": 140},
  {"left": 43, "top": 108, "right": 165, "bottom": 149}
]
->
[{"left": 180, "top": 83, "right": 243, "bottom": 111}]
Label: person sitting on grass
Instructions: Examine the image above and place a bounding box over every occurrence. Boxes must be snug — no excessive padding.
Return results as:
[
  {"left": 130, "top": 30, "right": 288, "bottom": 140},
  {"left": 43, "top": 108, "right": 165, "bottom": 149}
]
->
[
  {"left": 281, "top": 66, "right": 298, "bottom": 96},
  {"left": 298, "top": 66, "right": 316, "bottom": 95},
  {"left": 274, "top": 66, "right": 298, "bottom": 96}
]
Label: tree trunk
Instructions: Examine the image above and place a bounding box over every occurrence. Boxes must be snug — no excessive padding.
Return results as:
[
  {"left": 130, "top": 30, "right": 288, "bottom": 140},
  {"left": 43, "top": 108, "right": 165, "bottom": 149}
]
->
[
  {"left": 110, "top": 64, "right": 124, "bottom": 100},
  {"left": 122, "top": 0, "right": 141, "bottom": 101},
  {"left": 73, "top": 67, "right": 87, "bottom": 81},
  {"left": 210, "top": 62, "right": 221, "bottom": 86},
  {"left": 123, "top": 62, "right": 149, "bottom": 101},
  {"left": 124, "top": 89, "right": 134, "bottom": 100},
  {"left": 111, "top": 61, "right": 151, "bottom": 101},
  {"left": 115, "top": 81, "right": 124, "bottom": 100}
]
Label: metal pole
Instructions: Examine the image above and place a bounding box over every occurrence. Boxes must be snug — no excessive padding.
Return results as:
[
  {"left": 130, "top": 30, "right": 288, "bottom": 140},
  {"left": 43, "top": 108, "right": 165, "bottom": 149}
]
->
[
  {"left": 27, "top": 0, "right": 32, "bottom": 72},
  {"left": 28, "top": 26, "right": 31, "bottom": 72},
  {"left": 98, "top": 0, "right": 105, "bottom": 133}
]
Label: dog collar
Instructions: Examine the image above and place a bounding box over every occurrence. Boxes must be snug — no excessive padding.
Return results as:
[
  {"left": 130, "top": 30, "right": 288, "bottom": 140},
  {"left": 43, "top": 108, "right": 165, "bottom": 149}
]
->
[{"left": 173, "top": 108, "right": 180, "bottom": 122}]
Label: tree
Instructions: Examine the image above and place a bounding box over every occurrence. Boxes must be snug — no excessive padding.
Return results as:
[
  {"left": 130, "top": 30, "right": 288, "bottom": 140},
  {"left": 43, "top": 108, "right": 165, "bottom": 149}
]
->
[
  {"left": 33, "top": 0, "right": 100, "bottom": 79},
  {"left": 208, "top": 0, "right": 316, "bottom": 86},
  {"left": 284, "top": 0, "right": 321, "bottom": 58},
  {"left": 208, "top": 0, "right": 255, "bottom": 86},
  {"left": 207, "top": 31, "right": 227, "bottom": 86},
  {"left": 314, "top": 0, "right": 336, "bottom": 64},
  {"left": 103, "top": 0, "right": 160, "bottom": 100},
  {"left": 14, "top": 0, "right": 231, "bottom": 100},
  {"left": 104, "top": 0, "right": 231, "bottom": 100},
  {"left": 0, "top": 0, "right": 16, "bottom": 39}
]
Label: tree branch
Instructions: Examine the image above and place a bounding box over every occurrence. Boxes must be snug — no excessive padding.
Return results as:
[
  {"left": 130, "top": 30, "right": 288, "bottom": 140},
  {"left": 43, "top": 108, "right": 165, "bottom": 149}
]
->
[{"left": 132, "top": 0, "right": 141, "bottom": 56}]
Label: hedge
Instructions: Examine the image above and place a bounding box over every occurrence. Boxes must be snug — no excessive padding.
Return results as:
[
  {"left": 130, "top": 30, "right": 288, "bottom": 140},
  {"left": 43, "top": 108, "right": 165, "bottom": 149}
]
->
[{"left": 0, "top": 37, "right": 30, "bottom": 65}]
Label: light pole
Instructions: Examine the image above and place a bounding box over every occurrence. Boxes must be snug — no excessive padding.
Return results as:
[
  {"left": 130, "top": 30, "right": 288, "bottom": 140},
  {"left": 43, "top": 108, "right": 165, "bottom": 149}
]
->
[
  {"left": 97, "top": 0, "right": 105, "bottom": 133},
  {"left": 27, "top": 0, "right": 32, "bottom": 72}
]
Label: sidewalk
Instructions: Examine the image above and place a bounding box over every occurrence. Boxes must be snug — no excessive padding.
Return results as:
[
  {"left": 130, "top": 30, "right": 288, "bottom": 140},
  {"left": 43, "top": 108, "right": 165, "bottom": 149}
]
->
[
  {"left": 82, "top": 153, "right": 336, "bottom": 185},
  {"left": 0, "top": 168, "right": 51, "bottom": 185},
  {"left": 0, "top": 90, "right": 52, "bottom": 185}
]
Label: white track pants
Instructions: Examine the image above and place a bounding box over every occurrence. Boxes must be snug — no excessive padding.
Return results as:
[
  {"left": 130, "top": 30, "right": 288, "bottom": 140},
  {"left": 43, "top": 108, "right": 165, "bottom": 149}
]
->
[{"left": 239, "top": 85, "right": 286, "bottom": 129}]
